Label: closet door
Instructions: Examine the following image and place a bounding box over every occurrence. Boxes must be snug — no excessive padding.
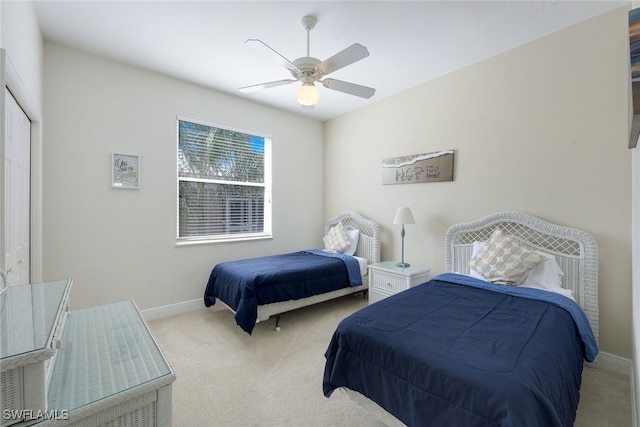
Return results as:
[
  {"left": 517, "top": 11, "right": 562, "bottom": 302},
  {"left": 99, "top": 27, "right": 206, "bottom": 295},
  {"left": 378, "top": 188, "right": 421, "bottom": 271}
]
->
[{"left": 4, "top": 87, "right": 30, "bottom": 285}]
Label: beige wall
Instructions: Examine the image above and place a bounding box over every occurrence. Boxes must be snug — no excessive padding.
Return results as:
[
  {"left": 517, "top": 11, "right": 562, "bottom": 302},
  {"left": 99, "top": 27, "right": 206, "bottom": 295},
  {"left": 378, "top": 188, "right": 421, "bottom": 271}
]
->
[
  {"left": 324, "top": 7, "right": 632, "bottom": 358},
  {"left": 632, "top": 136, "right": 640, "bottom": 424},
  {"left": 42, "top": 42, "right": 324, "bottom": 311},
  {"left": 0, "top": 0, "right": 42, "bottom": 112},
  {"left": 632, "top": 1, "right": 640, "bottom": 421}
]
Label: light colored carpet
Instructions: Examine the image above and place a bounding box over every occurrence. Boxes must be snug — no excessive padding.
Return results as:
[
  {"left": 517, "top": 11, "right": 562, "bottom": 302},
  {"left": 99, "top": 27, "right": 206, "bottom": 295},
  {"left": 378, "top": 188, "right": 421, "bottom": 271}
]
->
[{"left": 148, "top": 295, "right": 631, "bottom": 426}]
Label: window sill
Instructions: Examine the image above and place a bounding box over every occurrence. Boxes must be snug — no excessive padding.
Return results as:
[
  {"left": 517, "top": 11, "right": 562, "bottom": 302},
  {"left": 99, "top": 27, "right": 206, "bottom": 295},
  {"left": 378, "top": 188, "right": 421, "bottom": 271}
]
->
[{"left": 175, "top": 234, "right": 273, "bottom": 247}]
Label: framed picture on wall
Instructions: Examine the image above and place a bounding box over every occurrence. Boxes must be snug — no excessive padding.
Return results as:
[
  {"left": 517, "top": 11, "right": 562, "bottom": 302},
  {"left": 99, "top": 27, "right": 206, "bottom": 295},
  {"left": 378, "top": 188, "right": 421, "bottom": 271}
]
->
[
  {"left": 381, "top": 150, "right": 454, "bottom": 185},
  {"left": 630, "top": 8, "right": 640, "bottom": 148},
  {"left": 112, "top": 153, "right": 140, "bottom": 189}
]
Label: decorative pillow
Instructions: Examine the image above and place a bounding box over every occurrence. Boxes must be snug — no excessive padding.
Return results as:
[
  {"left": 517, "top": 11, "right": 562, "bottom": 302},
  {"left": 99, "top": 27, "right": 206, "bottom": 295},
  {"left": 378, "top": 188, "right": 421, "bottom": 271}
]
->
[
  {"left": 342, "top": 228, "right": 360, "bottom": 256},
  {"left": 323, "top": 222, "right": 350, "bottom": 253},
  {"left": 468, "top": 241, "right": 574, "bottom": 300},
  {"left": 469, "top": 229, "right": 547, "bottom": 285}
]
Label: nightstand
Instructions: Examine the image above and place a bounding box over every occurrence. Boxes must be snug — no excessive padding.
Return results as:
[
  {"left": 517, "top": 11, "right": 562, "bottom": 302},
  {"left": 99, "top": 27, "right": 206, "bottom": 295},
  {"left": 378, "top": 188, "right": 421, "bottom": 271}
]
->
[{"left": 368, "top": 261, "right": 430, "bottom": 304}]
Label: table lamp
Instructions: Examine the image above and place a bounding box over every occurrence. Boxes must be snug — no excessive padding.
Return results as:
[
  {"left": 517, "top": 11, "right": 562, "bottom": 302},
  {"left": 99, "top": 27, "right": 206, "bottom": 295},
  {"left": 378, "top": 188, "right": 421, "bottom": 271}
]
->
[{"left": 393, "top": 207, "right": 415, "bottom": 268}]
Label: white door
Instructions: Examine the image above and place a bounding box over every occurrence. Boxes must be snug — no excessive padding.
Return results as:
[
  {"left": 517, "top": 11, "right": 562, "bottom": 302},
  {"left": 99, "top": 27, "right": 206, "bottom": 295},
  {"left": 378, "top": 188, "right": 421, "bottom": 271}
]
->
[{"left": 4, "top": 87, "right": 30, "bottom": 284}]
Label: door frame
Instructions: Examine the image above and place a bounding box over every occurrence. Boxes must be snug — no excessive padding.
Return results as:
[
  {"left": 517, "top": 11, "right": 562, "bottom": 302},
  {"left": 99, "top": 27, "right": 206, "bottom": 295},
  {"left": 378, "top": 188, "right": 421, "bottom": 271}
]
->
[{"left": 1, "top": 49, "right": 43, "bottom": 283}]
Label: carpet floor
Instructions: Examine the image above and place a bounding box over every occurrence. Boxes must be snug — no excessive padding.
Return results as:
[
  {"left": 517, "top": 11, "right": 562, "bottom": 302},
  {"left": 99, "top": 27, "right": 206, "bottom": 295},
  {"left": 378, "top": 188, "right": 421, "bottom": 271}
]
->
[{"left": 148, "top": 294, "right": 631, "bottom": 426}]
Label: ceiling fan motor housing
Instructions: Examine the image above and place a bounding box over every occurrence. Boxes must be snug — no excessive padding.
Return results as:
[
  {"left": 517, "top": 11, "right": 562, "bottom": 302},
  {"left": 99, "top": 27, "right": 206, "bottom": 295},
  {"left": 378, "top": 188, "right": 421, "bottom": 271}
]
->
[{"left": 292, "top": 57, "right": 323, "bottom": 82}]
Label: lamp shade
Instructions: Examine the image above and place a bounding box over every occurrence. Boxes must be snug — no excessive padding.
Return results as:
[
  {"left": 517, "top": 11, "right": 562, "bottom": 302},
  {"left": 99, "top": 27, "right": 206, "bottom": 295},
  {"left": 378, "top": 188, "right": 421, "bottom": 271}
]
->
[
  {"left": 298, "top": 83, "right": 319, "bottom": 106},
  {"left": 393, "top": 207, "right": 415, "bottom": 225}
]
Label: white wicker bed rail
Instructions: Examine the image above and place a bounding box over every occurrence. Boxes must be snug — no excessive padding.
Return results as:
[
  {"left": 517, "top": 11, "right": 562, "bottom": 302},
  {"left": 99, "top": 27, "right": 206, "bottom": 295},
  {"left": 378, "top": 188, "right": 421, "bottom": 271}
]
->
[
  {"left": 255, "top": 211, "right": 381, "bottom": 325},
  {"left": 444, "top": 211, "right": 599, "bottom": 346}
]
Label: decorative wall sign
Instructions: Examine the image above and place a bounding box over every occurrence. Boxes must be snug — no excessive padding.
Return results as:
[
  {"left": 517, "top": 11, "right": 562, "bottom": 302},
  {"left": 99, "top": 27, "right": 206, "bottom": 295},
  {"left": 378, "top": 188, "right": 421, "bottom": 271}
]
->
[
  {"left": 112, "top": 153, "right": 140, "bottom": 189},
  {"left": 382, "top": 150, "right": 454, "bottom": 185},
  {"left": 630, "top": 8, "right": 640, "bottom": 148}
]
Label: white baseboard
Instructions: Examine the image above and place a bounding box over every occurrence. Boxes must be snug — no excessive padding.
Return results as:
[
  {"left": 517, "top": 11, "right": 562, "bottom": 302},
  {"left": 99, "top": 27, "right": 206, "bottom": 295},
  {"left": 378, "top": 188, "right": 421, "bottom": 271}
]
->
[
  {"left": 596, "top": 351, "right": 632, "bottom": 376},
  {"left": 140, "top": 298, "right": 223, "bottom": 321}
]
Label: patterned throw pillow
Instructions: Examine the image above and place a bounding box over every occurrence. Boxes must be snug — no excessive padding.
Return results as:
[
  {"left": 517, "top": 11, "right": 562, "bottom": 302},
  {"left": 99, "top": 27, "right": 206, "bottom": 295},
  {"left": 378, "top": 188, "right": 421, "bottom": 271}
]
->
[
  {"left": 469, "top": 229, "right": 547, "bottom": 285},
  {"left": 323, "top": 222, "right": 350, "bottom": 253}
]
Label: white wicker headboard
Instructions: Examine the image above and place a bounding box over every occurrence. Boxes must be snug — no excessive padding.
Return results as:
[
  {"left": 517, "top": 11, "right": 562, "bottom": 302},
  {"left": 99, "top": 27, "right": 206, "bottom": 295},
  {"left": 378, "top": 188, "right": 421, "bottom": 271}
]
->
[
  {"left": 444, "top": 211, "right": 599, "bottom": 345},
  {"left": 325, "top": 211, "right": 381, "bottom": 265}
]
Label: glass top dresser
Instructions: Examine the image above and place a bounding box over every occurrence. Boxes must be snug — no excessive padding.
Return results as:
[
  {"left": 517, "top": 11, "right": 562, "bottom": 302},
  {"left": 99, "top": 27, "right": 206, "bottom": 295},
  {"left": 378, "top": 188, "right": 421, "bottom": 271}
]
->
[
  {"left": 1, "top": 280, "right": 72, "bottom": 427},
  {"left": 1, "top": 282, "right": 175, "bottom": 427}
]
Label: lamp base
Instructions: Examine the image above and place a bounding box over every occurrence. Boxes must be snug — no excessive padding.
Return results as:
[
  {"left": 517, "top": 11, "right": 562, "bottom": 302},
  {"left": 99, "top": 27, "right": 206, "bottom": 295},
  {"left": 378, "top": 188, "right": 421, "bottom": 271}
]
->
[{"left": 395, "top": 262, "right": 411, "bottom": 268}]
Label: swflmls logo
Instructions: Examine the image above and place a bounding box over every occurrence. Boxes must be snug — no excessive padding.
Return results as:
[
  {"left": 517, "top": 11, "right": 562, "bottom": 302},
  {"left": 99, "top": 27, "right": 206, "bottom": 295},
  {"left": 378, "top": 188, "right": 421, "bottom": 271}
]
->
[{"left": 2, "top": 409, "right": 70, "bottom": 421}]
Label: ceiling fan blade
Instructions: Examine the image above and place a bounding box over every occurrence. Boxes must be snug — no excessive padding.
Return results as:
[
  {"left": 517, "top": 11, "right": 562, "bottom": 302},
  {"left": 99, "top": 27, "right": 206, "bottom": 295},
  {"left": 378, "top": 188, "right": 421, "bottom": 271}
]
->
[
  {"left": 245, "top": 39, "right": 298, "bottom": 71},
  {"left": 239, "top": 79, "right": 296, "bottom": 93},
  {"left": 317, "top": 43, "right": 370, "bottom": 75},
  {"left": 322, "top": 78, "right": 376, "bottom": 99}
]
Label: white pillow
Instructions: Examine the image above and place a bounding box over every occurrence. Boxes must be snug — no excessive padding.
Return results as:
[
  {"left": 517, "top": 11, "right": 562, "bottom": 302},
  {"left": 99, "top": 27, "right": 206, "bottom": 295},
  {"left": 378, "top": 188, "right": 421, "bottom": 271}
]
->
[
  {"left": 521, "top": 252, "right": 574, "bottom": 300},
  {"left": 323, "top": 222, "right": 350, "bottom": 253},
  {"left": 342, "top": 228, "right": 360, "bottom": 256}
]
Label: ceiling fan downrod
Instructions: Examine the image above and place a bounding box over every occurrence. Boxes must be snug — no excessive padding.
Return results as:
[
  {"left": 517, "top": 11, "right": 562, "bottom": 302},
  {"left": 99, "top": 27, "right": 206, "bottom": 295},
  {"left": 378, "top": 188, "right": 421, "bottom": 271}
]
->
[{"left": 301, "top": 15, "right": 317, "bottom": 58}]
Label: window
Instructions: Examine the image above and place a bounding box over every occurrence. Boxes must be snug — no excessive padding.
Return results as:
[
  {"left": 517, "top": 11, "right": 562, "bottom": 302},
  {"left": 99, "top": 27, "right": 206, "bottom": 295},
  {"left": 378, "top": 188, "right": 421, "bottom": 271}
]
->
[{"left": 177, "top": 117, "right": 272, "bottom": 242}]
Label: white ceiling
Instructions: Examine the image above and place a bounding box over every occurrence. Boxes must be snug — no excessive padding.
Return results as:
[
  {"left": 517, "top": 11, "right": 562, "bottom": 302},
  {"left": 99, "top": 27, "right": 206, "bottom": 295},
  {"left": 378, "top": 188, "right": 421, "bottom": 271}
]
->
[{"left": 34, "top": 1, "right": 627, "bottom": 121}]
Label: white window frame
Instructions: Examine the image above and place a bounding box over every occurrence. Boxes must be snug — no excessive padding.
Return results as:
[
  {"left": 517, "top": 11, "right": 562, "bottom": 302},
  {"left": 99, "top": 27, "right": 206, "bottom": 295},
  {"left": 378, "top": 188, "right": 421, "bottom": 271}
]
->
[{"left": 176, "top": 116, "right": 272, "bottom": 245}]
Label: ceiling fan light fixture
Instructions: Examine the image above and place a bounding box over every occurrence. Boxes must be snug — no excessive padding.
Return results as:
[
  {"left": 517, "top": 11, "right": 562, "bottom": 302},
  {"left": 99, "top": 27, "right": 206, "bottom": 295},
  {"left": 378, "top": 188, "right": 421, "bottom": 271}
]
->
[{"left": 297, "top": 82, "right": 319, "bottom": 106}]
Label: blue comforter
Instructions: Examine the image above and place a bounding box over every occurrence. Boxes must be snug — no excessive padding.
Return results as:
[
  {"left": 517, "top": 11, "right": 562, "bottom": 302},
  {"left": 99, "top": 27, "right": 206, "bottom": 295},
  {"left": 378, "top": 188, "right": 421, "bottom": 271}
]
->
[
  {"left": 323, "top": 273, "right": 598, "bottom": 427},
  {"left": 204, "top": 250, "right": 362, "bottom": 334}
]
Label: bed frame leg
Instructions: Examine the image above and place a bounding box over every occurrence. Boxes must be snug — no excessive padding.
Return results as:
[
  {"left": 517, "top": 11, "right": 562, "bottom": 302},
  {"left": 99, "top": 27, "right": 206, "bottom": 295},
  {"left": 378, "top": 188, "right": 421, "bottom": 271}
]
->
[
  {"left": 362, "top": 290, "right": 368, "bottom": 298},
  {"left": 274, "top": 315, "right": 281, "bottom": 332}
]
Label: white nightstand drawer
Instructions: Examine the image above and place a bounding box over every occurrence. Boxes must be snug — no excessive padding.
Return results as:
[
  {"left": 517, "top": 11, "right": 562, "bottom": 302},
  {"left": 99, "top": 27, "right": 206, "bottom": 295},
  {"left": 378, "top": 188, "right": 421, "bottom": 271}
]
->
[
  {"left": 368, "top": 289, "right": 392, "bottom": 305},
  {"left": 371, "top": 273, "right": 408, "bottom": 295}
]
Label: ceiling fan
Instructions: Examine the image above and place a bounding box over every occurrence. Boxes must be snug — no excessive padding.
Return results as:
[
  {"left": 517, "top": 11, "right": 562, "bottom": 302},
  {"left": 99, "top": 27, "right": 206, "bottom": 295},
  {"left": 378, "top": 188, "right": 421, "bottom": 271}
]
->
[{"left": 239, "top": 15, "right": 376, "bottom": 107}]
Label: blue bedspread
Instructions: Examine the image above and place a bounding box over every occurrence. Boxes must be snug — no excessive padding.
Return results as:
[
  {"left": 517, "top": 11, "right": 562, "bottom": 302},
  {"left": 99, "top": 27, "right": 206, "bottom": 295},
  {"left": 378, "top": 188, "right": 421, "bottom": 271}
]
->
[
  {"left": 323, "top": 273, "right": 598, "bottom": 427},
  {"left": 204, "top": 250, "right": 362, "bottom": 334}
]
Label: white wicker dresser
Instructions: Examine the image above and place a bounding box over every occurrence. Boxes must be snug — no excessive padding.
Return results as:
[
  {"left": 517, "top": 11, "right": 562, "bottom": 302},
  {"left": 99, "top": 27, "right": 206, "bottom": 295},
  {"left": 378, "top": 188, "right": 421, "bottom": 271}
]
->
[
  {"left": 1, "top": 280, "right": 72, "bottom": 427},
  {"left": 1, "top": 283, "right": 175, "bottom": 427}
]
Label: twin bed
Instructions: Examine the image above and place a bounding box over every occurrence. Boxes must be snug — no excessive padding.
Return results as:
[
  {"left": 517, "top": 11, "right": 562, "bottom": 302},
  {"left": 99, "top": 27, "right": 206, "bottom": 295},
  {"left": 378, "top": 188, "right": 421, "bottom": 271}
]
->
[
  {"left": 322, "top": 211, "right": 599, "bottom": 427},
  {"left": 203, "top": 211, "right": 380, "bottom": 333},
  {"left": 203, "top": 210, "right": 599, "bottom": 426}
]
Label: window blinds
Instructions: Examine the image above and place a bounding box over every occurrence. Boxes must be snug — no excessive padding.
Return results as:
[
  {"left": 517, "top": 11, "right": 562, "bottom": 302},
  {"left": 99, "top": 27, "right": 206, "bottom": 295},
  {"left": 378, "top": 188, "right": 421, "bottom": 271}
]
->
[{"left": 177, "top": 119, "right": 271, "bottom": 240}]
